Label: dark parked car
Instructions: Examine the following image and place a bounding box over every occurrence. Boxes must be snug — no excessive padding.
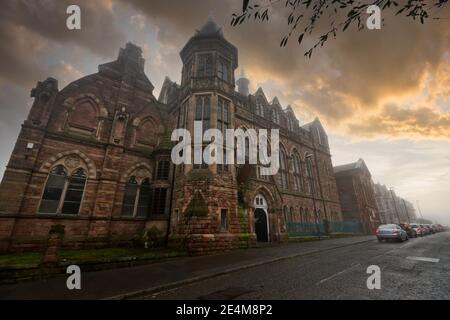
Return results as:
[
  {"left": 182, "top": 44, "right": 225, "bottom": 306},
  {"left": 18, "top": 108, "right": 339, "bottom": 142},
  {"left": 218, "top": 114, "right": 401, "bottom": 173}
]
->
[
  {"left": 376, "top": 224, "right": 408, "bottom": 242},
  {"left": 399, "top": 223, "right": 417, "bottom": 238}
]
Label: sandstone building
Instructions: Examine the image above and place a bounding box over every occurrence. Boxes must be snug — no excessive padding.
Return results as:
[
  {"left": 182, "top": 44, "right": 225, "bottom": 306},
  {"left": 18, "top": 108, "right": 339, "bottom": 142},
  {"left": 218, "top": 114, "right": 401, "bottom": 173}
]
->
[
  {"left": 334, "top": 159, "right": 381, "bottom": 234},
  {"left": 373, "top": 183, "right": 417, "bottom": 224},
  {"left": 0, "top": 18, "right": 342, "bottom": 253}
]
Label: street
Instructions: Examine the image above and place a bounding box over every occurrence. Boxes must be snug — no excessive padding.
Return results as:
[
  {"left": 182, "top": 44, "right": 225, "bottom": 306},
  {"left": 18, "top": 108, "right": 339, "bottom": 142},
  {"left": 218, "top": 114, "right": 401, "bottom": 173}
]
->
[
  {"left": 1, "top": 233, "right": 449, "bottom": 299},
  {"left": 142, "top": 232, "right": 450, "bottom": 300}
]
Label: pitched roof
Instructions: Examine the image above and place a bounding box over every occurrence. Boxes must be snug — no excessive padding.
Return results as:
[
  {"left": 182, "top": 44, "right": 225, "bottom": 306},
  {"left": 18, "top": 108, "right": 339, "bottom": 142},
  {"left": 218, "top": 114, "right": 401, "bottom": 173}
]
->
[{"left": 333, "top": 158, "right": 367, "bottom": 174}]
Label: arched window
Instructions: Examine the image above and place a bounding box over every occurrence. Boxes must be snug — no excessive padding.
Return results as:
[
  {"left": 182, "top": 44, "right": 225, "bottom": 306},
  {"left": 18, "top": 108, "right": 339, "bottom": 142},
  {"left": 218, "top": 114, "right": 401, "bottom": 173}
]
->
[
  {"left": 136, "top": 118, "right": 158, "bottom": 147},
  {"left": 217, "top": 97, "right": 230, "bottom": 172},
  {"left": 193, "top": 95, "right": 210, "bottom": 169},
  {"left": 122, "top": 176, "right": 151, "bottom": 217},
  {"left": 279, "top": 149, "right": 288, "bottom": 189},
  {"left": 39, "top": 165, "right": 66, "bottom": 214},
  {"left": 67, "top": 100, "right": 98, "bottom": 135},
  {"left": 61, "top": 168, "right": 87, "bottom": 214},
  {"left": 272, "top": 109, "right": 280, "bottom": 124},
  {"left": 284, "top": 206, "right": 289, "bottom": 223},
  {"left": 305, "top": 153, "right": 315, "bottom": 195},
  {"left": 292, "top": 152, "right": 302, "bottom": 192},
  {"left": 290, "top": 207, "right": 295, "bottom": 222},
  {"left": 300, "top": 207, "right": 304, "bottom": 223},
  {"left": 39, "top": 165, "right": 87, "bottom": 215},
  {"left": 256, "top": 99, "right": 265, "bottom": 117}
]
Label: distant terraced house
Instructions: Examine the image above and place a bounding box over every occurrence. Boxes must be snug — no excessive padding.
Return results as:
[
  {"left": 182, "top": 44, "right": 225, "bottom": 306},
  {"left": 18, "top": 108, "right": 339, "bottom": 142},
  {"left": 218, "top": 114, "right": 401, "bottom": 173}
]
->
[{"left": 0, "top": 18, "right": 342, "bottom": 254}]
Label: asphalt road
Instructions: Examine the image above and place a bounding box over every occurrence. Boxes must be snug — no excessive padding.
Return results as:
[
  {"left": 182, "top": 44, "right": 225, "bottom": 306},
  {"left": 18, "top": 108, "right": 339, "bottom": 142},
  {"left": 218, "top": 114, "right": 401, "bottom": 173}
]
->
[{"left": 142, "top": 231, "right": 450, "bottom": 300}]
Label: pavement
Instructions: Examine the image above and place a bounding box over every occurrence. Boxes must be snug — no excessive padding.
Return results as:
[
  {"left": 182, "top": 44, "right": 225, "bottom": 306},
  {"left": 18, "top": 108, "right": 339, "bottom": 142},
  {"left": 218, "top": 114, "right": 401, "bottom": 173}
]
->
[
  {"left": 143, "top": 231, "right": 450, "bottom": 300},
  {"left": 0, "top": 235, "right": 376, "bottom": 299}
]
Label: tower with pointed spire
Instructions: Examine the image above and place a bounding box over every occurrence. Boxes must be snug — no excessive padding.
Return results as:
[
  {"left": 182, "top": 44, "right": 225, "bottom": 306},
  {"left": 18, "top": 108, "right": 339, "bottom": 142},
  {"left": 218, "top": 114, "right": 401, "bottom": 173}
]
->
[{"left": 169, "top": 17, "right": 248, "bottom": 253}]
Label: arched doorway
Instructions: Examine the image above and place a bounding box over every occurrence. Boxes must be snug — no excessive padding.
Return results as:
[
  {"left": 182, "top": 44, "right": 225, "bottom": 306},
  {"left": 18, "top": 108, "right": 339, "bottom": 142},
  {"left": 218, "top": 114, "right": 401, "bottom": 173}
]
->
[{"left": 254, "top": 194, "right": 269, "bottom": 242}]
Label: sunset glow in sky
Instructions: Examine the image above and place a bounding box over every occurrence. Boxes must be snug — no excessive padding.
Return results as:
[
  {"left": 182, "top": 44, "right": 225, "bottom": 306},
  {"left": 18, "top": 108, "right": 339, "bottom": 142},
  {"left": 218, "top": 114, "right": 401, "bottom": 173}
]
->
[{"left": 0, "top": 0, "right": 449, "bottom": 223}]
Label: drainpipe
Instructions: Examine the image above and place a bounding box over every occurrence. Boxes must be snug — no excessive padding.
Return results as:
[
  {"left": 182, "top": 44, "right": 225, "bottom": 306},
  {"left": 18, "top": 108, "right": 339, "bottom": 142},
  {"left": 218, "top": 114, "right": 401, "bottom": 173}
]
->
[
  {"left": 165, "top": 99, "right": 182, "bottom": 246},
  {"left": 306, "top": 154, "right": 320, "bottom": 239}
]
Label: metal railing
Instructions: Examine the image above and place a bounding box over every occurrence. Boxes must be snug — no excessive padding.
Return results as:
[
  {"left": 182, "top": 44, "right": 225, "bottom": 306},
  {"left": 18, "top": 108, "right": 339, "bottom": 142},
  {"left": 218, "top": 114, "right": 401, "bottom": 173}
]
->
[{"left": 286, "top": 220, "right": 362, "bottom": 237}]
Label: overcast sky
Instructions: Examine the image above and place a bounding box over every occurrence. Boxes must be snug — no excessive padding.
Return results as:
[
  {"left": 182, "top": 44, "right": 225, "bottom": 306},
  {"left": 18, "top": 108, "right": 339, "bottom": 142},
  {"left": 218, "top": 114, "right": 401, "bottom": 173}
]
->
[{"left": 0, "top": 0, "right": 449, "bottom": 224}]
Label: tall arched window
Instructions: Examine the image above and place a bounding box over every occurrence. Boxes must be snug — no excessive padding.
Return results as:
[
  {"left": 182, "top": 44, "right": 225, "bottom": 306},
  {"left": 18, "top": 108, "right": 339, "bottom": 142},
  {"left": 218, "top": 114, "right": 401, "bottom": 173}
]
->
[
  {"left": 272, "top": 109, "right": 280, "bottom": 124},
  {"left": 39, "top": 165, "right": 87, "bottom": 215},
  {"left": 287, "top": 117, "right": 294, "bottom": 131},
  {"left": 305, "top": 153, "right": 315, "bottom": 195},
  {"left": 122, "top": 176, "right": 138, "bottom": 216},
  {"left": 290, "top": 207, "right": 295, "bottom": 222},
  {"left": 193, "top": 95, "right": 210, "bottom": 169},
  {"left": 61, "top": 168, "right": 87, "bottom": 214},
  {"left": 137, "top": 178, "right": 151, "bottom": 217},
  {"left": 284, "top": 206, "right": 289, "bottom": 223},
  {"left": 292, "top": 152, "right": 302, "bottom": 192},
  {"left": 256, "top": 99, "right": 265, "bottom": 117},
  {"left": 279, "top": 149, "right": 288, "bottom": 189},
  {"left": 122, "top": 176, "right": 151, "bottom": 217}
]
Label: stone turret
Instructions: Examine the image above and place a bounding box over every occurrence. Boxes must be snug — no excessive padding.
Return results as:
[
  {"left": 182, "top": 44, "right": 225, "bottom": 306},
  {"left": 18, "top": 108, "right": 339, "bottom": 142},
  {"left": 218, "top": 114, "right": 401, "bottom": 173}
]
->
[{"left": 236, "top": 68, "right": 249, "bottom": 96}]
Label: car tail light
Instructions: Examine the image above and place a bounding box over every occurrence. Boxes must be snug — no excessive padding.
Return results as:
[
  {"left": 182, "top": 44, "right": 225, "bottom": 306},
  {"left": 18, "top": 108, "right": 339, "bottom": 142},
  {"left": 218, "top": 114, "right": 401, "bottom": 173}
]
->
[{"left": 392, "top": 229, "right": 398, "bottom": 234}]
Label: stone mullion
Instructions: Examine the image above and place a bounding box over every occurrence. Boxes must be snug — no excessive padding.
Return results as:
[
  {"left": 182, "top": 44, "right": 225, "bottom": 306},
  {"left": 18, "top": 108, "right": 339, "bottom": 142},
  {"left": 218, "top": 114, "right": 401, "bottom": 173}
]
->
[{"left": 56, "top": 177, "right": 71, "bottom": 214}]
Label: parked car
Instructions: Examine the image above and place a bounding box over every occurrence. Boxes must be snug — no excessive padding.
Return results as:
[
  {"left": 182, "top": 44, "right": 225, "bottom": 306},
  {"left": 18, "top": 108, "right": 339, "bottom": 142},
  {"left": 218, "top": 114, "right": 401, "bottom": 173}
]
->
[
  {"left": 420, "top": 224, "right": 430, "bottom": 235},
  {"left": 376, "top": 224, "right": 408, "bottom": 242},
  {"left": 425, "top": 224, "right": 435, "bottom": 234},
  {"left": 410, "top": 223, "right": 423, "bottom": 237},
  {"left": 399, "top": 223, "right": 417, "bottom": 238}
]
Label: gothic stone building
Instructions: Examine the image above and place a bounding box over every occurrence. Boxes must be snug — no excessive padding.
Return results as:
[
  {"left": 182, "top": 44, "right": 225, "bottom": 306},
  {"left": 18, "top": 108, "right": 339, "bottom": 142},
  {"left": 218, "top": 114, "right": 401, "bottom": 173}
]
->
[
  {"left": 373, "top": 183, "right": 417, "bottom": 225},
  {"left": 0, "top": 19, "right": 342, "bottom": 254},
  {"left": 334, "top": 159, "right": 381, "bottom": 234}
]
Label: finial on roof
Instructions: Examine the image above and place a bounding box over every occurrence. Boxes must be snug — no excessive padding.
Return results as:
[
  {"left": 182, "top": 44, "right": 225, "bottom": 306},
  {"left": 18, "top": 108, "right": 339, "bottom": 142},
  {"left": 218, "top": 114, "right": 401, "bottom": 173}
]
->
[{"left": 208, "top": 10, "right": 214, "bottom": 22}]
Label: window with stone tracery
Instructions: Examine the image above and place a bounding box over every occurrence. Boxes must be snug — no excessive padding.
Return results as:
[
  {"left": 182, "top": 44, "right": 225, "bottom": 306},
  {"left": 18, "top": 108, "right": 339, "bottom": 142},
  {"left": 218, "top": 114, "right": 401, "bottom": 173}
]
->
[
  {"left": 122, "top": 176, "right": 151, "bottom": 217},
  {"left": 39, "top": 164, "right": 87, "bottom": 215}
]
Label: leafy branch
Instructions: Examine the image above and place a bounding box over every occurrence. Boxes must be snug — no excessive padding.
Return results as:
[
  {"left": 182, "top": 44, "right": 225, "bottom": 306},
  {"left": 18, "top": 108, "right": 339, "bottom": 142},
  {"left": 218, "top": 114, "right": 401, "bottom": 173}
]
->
[{"left": 231, "top": 0, "right": 449, "bottom": 57}]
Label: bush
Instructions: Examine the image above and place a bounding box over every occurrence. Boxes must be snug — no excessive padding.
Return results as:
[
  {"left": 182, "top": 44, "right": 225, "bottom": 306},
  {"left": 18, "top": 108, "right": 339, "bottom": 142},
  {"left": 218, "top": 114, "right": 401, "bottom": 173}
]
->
[{"left": 141, "top": 226, "right": 164, "bottom": 249}]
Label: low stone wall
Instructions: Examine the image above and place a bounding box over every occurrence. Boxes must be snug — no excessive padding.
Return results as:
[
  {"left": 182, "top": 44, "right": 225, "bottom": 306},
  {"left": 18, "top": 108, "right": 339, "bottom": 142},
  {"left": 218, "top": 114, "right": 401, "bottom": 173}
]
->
[
  {"left": 0, "top": 214, "right": 168, "bottom": 253},
  {"left": 169, "top": 233, "right": 257, "bottom": 255}
]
